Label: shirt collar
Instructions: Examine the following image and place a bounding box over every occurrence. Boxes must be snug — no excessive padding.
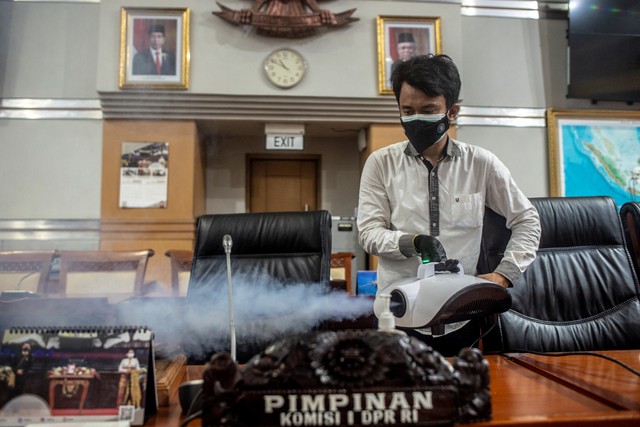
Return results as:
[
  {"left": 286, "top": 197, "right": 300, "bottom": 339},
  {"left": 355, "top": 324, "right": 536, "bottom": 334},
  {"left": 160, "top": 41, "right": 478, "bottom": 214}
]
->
[{"left": 402, "top": 137, "right": 462, "bottom": 159}]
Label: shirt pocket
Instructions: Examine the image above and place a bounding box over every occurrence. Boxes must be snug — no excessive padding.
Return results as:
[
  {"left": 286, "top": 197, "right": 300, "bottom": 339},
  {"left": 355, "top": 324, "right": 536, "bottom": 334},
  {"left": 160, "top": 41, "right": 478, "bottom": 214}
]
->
[{"left": 451, "top": 193, "right": 483, "bottom": 228}]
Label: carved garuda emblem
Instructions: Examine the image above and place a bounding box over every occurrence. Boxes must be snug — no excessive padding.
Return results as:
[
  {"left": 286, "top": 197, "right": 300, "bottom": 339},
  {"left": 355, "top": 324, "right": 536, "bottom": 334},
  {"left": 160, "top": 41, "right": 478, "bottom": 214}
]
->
[{"left": 213, "top": 0, "right": 359, "bottom": 38}]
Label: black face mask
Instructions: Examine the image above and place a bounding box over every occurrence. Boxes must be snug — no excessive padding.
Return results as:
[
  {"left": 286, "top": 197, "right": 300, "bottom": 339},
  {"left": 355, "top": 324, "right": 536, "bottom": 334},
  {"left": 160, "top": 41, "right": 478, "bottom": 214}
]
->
[{"left": 400, "top": 113, "right": 450, "bottom": 153}]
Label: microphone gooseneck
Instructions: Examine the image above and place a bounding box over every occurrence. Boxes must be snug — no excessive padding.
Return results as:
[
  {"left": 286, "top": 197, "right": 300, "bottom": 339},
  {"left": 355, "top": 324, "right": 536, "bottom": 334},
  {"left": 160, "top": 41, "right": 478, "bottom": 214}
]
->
[{"left": 223, "top": 234, "right": 237, "bottom": 361}]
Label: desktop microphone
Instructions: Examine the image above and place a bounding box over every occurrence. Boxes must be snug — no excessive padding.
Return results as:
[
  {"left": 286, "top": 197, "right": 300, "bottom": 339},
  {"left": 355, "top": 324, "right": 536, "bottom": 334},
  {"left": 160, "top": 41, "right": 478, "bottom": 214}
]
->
[{"left": 223, "top": 234, "right": 237, "bottom": 361}]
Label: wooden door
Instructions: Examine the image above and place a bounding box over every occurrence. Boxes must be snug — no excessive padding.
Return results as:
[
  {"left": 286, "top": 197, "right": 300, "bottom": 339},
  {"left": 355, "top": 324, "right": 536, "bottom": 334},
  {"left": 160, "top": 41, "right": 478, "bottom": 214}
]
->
[{"left": 248, "top": 155, "right": 320, "bottom": 212}]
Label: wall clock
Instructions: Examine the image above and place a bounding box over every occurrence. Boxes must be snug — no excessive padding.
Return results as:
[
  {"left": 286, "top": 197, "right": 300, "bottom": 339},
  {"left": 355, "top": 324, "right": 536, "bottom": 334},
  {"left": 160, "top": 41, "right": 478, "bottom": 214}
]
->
[{"left": 263, "top": 48, "right": 307, "bottom": 88}]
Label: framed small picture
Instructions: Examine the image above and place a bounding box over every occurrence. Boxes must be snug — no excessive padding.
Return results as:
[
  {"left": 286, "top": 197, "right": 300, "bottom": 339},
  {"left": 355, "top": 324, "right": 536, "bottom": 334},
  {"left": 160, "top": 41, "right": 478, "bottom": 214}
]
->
[
  {"left": 376, "top": 15, "right": 441, "bottom": 95},
  {"left": 119, "top": 7, "right": 190, "bottom": 89},
  {"left": 547, "top": 108, "right": 640, "bottom": 207}
]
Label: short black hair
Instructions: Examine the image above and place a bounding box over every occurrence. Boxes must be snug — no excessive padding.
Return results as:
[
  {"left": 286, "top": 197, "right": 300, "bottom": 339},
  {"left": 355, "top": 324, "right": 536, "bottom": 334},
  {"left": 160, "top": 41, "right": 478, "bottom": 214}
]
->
[
  {"left": 147, "top": 24, "right": 165, "bottom": 36},
  {"left": 390, "top": 54, "right": 461, "bottom": 110}
]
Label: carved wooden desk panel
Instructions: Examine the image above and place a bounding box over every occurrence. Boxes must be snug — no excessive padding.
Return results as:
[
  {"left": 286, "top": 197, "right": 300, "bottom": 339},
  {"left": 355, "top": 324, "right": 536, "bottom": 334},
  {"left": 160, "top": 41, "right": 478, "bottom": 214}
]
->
[{"left": 145, "top": 352, "right": 640, "bottom": 427}]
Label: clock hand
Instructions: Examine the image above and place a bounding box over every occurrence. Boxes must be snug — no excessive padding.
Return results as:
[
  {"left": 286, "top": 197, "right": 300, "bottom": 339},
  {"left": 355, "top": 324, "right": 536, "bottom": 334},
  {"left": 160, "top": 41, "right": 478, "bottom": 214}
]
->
[
  {"left": 270, "top": 58, "right": 290, "bottom": 71},
  {"left": 277, "top": 59, "right": 290, "bottom": 71}
]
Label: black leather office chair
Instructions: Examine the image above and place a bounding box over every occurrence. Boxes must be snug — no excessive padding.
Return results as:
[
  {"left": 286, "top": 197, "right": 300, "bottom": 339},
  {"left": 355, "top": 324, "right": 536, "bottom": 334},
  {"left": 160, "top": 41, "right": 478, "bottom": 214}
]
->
[
  {"left": 620, "top": 202, "right": 640, "bottom": 283},
  {"left": 185, "top": 210, "right": 332, "bottom": 362},
  {"left": 189, "top": 210, "right": 332, "bottom": 289},
  {"left": 480, "top": 196, "right": 640, "bottom": 352}
]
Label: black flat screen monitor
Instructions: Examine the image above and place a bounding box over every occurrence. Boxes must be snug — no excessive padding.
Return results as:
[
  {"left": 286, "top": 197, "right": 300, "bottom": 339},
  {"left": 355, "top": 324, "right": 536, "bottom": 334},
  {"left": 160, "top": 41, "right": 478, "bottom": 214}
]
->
[{"left": 567, "top": 0, "right": 640, "bottom": 103}]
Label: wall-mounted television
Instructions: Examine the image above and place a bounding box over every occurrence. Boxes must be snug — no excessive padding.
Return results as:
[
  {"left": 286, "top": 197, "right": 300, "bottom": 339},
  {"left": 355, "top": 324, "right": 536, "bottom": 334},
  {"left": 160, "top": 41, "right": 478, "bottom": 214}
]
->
[{"left": 567, "top": 0, "right": 640, "bottom": 103}]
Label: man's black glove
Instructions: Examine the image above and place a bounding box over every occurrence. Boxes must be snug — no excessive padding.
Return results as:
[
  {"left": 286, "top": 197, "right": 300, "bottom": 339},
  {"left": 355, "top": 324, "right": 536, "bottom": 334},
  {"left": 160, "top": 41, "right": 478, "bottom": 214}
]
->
[
  {"left": 413, "top": 234, "right": 447, "bottom": 263},
  {"left": 414, "top": 234, "right": 461, "bottom": 273},
  {"left": 434, "top": 258, "right": 461, "bottom": 274}
]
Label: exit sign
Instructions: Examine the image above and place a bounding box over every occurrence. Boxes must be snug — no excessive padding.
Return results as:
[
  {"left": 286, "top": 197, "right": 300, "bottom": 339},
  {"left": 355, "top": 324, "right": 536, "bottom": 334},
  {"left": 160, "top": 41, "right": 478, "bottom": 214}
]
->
[{"left": 266, "top": 134, "right": 304, "bottom": 150}]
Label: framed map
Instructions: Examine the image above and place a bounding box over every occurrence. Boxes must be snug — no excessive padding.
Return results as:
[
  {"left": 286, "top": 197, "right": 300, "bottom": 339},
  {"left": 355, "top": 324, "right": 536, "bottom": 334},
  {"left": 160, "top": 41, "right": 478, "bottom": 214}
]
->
[{"left": 547, "top": 109, "right": 640, "bottom": 208}]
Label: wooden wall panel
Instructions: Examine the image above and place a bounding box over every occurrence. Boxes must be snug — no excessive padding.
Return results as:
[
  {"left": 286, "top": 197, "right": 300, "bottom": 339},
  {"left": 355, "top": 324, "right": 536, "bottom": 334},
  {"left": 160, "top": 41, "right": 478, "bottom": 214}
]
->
[{"left": 100, "top": 120, "right": 204, "bottom": 290}]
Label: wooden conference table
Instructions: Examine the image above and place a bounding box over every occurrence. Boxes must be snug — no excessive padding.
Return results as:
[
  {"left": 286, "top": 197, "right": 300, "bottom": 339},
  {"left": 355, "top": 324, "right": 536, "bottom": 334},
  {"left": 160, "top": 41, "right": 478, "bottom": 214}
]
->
[{"left": 147, "top": 350, "right": 640, "bottom": 427}]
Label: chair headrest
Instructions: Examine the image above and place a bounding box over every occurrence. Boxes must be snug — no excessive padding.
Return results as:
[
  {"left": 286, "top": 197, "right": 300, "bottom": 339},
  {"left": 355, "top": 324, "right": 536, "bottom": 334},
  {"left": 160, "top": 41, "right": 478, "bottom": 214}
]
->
[
  {"left": 531, "top": 196, "right": 623, "bottom": 249},
  {"left": 194, "top": 210, "right": 331, "bottom": 257}
]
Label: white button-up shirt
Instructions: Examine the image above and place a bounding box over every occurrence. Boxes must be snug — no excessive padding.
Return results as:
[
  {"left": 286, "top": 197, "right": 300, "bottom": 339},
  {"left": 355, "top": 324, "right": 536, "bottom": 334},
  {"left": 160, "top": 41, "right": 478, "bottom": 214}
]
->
[{"left": 357, "top": 138, "right": 541, "bottom": 292}]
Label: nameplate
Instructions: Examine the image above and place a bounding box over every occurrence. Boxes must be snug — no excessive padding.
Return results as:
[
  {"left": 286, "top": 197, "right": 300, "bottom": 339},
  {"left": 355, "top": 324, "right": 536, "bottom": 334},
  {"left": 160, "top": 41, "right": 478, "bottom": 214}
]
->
[{"left": 217, "top": 386, "right": 458, "bottom": 426}]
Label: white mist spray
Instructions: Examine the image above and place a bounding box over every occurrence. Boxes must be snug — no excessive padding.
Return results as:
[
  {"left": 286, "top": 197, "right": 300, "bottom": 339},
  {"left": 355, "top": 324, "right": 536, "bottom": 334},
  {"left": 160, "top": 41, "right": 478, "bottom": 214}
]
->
[
  {"left": 180, "top": 273, "right": 374, "bottom": 360},
  {"left": 7, "top": 273, "right": 375, "bottom": 362}
]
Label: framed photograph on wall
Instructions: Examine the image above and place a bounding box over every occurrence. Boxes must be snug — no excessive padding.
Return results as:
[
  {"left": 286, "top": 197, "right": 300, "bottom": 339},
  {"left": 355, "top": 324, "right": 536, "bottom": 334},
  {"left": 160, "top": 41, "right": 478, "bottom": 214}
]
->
[
  {"left": 547, "top": 108, "right": 640, "bottom": 207},
  {"left": 119, "top": 8, "right": 190, "bottom": 89},
  {"left": 376, "top": 15, "right": 441, "bottom": 95}
]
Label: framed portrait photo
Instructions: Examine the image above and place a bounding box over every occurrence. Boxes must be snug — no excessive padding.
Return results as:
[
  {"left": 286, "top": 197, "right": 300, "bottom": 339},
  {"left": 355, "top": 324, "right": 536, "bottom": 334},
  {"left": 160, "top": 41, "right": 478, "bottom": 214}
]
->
[
  {"left": 119, "top": 8, "right": 190, "bottom": 90},
  {"left": 547, "top": 108, "right": 640, "bottom": 207},
  {"left": 376, "top": 15, "right": 441, "bottom": 95}
]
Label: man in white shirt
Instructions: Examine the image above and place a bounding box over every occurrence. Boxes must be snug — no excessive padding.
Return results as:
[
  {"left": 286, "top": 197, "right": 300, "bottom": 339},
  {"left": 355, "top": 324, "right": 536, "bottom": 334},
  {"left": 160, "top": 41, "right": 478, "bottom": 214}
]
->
[{"left": 357, "top": 54, "right": 541, "bottom": 353}]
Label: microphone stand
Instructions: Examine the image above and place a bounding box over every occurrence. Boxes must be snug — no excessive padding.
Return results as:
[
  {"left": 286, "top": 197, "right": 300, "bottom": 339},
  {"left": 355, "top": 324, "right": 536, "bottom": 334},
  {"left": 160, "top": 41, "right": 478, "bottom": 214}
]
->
[{"left": 223, "top": 234, "right": 237, "bottom": 361}]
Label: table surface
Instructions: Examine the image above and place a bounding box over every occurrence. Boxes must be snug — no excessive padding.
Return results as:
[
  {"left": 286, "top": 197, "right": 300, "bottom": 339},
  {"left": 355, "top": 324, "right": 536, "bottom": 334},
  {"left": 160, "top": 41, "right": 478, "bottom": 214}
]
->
[{"left": 146, "top": 350, "right": 640, "bottom": 427}]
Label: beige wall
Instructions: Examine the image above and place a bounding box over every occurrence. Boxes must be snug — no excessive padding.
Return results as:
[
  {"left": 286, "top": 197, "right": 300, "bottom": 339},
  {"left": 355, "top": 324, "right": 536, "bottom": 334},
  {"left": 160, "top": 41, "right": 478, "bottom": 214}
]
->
[
  {"left": 0, "top": 2, "right": 99, "bottom": 98},
  {"left": 100, "top": 120, "right": 205, "bottom": 286},
  {"left": 0, "top": 119, "right": 103, "bottom": 219},
  {"left": 96, "top": 0, "right": 463, "bottom": 97}
]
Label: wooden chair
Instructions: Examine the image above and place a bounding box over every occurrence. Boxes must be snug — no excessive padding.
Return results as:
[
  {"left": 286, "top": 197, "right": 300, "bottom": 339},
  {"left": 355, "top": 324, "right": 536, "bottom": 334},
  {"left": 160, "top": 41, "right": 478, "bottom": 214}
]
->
[
  {"left": 164, "top": 249, "right": 193, "bottom": 296},
  {"left": 57, "top": 249, "right": 154, "bottom": 301},
  {"left": 0, "top": 250, "right": 56, "bottom": 294},
  {"left": 330, "top": 252, "right": 355, "bottom": 295}
]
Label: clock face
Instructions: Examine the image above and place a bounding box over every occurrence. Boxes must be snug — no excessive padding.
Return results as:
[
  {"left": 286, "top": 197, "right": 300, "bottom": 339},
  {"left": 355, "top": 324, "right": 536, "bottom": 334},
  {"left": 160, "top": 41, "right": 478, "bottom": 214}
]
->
[{"left": 264, "top": 49, "right": 307, "bottom": 88}]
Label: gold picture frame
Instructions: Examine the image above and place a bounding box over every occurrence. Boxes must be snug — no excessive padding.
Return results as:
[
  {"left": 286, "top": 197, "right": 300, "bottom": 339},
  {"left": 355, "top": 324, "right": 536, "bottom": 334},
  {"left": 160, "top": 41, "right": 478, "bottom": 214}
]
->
[
  {"left": 376, "top": 15, "right": 441, "bottom": 95},
  {"left": 119, "top": 7, "right": 190, "bottom": 90},
  {"left": 547, "top": 108, "right": 640, "bottom": 206}
]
